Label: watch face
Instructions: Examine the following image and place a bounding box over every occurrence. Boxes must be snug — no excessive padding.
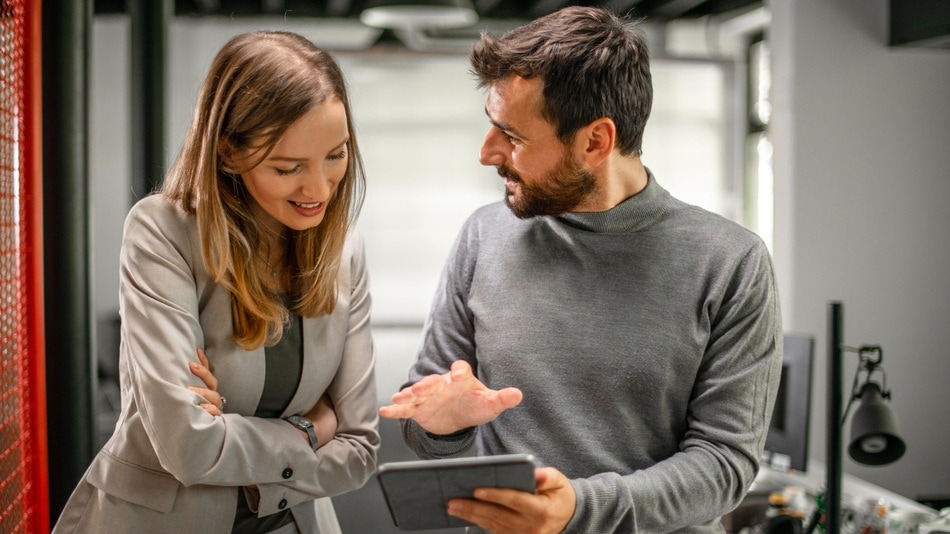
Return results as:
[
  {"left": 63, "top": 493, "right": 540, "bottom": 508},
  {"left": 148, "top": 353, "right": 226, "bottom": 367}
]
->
[
  {"left": 287, "top": 415, "right": 318, "bottom": 450},
  {"left": 289, "top": 415, "right": 312, "bottom": 428}
]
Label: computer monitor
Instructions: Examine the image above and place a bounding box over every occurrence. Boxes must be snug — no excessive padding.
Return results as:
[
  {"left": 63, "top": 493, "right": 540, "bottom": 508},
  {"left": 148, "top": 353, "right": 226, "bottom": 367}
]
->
[{"left": 762, "top": 333, "right": 815, "bottom": 473}]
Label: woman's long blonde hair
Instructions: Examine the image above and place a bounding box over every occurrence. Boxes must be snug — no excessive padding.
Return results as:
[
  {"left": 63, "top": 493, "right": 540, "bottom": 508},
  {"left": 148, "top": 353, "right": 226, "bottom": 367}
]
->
[{"left": 161, "top": 31, "right": 366, "bottom": 349}]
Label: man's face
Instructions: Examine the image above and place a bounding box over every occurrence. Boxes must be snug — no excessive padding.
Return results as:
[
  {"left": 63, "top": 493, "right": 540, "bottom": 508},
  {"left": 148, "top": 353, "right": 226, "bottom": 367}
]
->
[{"left": 479, "top": 76, "right": 596, "bottom": 219}]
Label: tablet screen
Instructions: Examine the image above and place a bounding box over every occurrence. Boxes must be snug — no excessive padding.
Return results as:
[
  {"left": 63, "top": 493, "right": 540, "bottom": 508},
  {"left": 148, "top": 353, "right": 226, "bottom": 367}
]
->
[{"left": 376, "top": 453, "right": 537, "bottom": 530}]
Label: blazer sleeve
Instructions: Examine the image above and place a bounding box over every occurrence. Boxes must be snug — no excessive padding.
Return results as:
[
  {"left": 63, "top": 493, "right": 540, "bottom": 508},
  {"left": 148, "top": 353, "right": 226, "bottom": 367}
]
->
[{"left": 118, "top": 197, "right": 377, "bottom": 513}]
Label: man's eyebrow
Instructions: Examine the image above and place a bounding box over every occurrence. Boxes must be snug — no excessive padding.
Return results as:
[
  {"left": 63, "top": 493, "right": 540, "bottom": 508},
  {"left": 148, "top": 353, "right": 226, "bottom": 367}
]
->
[{"left": 484, "top": 107, "right": 521, "bottom": 137}]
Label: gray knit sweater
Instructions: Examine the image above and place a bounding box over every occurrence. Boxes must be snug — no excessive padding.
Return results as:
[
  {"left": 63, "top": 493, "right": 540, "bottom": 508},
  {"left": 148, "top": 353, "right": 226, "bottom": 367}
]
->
[{"left": 402, "top": 174, "right": 783, "bottom": 532}]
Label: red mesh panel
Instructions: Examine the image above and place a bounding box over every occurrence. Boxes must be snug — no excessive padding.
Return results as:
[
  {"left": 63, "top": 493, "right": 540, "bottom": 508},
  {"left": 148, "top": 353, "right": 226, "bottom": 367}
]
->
[{"left": 0, "top": 0, "right": 48, "bottom": 532}]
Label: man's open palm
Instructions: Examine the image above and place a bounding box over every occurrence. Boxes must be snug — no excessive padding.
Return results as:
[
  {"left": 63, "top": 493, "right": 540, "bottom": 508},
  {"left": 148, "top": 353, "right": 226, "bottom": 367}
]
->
[{"left": 379, "top": 360, "right": 523, "bottom": 435}]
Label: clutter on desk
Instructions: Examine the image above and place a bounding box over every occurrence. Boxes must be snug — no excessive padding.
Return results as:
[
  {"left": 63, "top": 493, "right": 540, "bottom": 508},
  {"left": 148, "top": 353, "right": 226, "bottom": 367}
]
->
[
  {"left": 914, "top": 507, "right": 950, "bottom": 534},
  {"left": 735, "top": 489, "right": 946, "bottom": 534}
]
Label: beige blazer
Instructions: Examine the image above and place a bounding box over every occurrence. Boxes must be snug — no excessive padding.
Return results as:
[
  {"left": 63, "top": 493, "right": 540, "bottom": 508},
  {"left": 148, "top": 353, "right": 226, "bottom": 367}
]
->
[{"left": 53, "top": 195, "right": 380, "bottom": 533}]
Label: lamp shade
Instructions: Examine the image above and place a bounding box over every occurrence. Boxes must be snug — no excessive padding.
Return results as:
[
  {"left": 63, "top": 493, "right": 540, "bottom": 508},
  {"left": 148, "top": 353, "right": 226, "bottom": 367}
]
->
[
  {"left": 360, "top": 0, "right": 478, "bottom": 29},
  {"left": 848, "top": 382, "right": 906, "bottom": 466}
]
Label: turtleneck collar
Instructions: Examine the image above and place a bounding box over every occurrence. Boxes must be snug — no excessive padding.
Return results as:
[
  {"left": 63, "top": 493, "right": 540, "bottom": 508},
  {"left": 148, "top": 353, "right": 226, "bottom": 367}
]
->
[{"left": 555, "top": 170, "right": 674, "bottom": 234}]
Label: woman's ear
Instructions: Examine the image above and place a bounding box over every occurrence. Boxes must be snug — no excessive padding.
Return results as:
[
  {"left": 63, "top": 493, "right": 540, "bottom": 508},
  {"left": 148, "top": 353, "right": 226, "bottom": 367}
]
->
[
  {"left": 218, "top": 138, "right": 248, "bottom": 176},
  {"left": 573, "top": 117, "right": 616, "bottom": 168},
  {"left": 217, "top": 137, "right": 237, "bottom": 173}
]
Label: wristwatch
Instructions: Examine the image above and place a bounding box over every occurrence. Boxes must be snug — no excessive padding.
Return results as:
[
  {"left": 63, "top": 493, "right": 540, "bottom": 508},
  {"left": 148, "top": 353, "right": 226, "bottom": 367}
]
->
[{"left": 285, "top": 415, "right": 319, "bottom": 452}]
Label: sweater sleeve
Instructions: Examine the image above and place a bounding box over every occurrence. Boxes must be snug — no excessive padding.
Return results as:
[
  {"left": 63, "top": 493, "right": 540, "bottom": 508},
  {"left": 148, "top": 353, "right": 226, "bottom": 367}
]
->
[
  {"left": 400, "top": 213, "right": 481, "bottom": 459},
  {"left": 566, "top": 242, "right": 783, "bottom": 532}
]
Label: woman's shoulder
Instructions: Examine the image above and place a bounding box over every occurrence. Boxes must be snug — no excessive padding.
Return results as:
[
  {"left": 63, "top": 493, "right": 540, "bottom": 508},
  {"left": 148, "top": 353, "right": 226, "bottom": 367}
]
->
[
  {"left": 341, "top": 227, "right": 367, "bottom": 275},
  {"left": 123, "top": 193, "right": 198, "bottom": 247},
  {"left": 126, "top": 194, "right": 193, "bottom": 227},
  {"left": 128, "top": 193, "right": 188, "bottom": 219}
]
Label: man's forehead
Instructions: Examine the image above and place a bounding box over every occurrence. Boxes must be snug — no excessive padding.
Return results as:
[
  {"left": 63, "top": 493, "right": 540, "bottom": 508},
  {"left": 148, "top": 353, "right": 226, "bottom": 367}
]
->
[{"left": 485, "top": 76, "right": 545, "bottom": 123}]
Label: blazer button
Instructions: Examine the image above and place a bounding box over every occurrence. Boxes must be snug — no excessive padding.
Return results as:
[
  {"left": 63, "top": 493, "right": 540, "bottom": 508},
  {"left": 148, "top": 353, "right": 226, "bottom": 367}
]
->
[
  {"left": 282, "top": 467, "right": 293, "bottom": 479},
  {"left": 278, "top": 499, "right": 288, "bottom": 510}
]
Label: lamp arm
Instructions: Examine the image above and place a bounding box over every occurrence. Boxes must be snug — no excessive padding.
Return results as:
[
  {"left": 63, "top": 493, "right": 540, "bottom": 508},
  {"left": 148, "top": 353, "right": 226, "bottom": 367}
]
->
[{"left": 841, "top": 345, "right": 889, "bottom": 425}]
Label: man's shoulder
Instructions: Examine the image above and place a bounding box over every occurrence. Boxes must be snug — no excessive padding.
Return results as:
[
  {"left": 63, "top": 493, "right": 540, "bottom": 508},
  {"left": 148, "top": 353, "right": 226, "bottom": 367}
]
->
[
  {"left": 461, "top": 201, "right": 522, "bottom": 234},
  {"left": 675, "top": 202, "right": 764, "bottom": 247},
  {"left": 469, "top": 200, "right": 512, "bottom": 221}
]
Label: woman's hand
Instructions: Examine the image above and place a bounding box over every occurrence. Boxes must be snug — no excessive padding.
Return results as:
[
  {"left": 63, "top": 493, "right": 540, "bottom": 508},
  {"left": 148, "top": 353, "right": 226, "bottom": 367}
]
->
[
  {"left": 188, "top": 348, "right": 226, "bottom": 416},
  {"left": 303, "top": 394, "right": 338, "bottom": 448}
]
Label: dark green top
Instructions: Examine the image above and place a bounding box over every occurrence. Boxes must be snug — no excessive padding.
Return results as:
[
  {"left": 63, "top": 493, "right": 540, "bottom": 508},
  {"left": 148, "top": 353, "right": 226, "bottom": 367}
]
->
[{"left": 232, "top": 300, "right": 303, "bottom": 533}]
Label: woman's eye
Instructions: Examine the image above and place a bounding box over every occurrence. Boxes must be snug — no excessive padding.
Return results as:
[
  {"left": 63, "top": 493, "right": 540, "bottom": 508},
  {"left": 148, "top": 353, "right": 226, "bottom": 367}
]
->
[
  {"left": 276, "top": 164, "right": 302, "bottom": 176},
  {"left": 327, "top": 150, "right": 347, "bottom": 161}
]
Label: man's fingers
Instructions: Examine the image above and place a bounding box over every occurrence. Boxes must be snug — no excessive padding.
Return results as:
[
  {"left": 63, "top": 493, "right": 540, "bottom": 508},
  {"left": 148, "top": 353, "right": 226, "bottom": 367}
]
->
[
  {"left": 497, "top": 387, "right": 523, "bottom": 409},
  {"left": 447, "top": 494, "right": 532, "bottom": 534},
  {"left": 449, "top": 360, "right": 473, "bottom": 380},
  {"left": 391, "top": 373, "right": 449, "bottom": 404},
  {"left": 378, "top": 404, "right": 415, "bottom": 419}
]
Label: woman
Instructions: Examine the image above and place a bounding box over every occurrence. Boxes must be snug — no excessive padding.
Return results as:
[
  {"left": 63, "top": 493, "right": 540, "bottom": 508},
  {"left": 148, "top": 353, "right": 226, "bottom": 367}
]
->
[{"left": 53, "top": 31, "right": 378, "bottom": 533}]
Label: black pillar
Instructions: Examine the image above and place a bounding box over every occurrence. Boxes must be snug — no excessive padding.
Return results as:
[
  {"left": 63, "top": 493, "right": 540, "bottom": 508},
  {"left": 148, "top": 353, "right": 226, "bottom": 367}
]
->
[
  {"left": 826, "top": 302, "right": 844, "bottom": 533},
  {"left": 42, "top": 0, "right": 94, "bottom": 523},
  {"left": 129, "top": 0, "right": 170, "bottom": 198}
]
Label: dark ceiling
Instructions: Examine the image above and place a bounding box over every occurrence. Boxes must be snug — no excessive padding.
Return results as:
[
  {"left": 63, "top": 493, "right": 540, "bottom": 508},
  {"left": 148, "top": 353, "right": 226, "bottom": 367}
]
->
[{"left": 95, "top": 0, "right": 762, "bottom": 24}]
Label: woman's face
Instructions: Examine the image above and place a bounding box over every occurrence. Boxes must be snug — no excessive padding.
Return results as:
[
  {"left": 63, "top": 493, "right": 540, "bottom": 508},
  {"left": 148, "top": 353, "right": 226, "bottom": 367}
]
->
[{"left": 241, "top": 97, "right": 349, "bottom": 236}]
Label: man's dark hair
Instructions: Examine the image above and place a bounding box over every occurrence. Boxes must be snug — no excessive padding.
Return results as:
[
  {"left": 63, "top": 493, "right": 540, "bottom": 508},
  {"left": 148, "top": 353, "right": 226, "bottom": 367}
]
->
[{"left": 470, "top": 6, "right": 653, "bottom": 157}]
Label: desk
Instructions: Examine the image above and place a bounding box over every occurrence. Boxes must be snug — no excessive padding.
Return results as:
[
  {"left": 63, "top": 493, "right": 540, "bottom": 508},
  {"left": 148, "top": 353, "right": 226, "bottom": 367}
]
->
[{"left": 724, "top": 459, "right": 938, "bottom": 532}]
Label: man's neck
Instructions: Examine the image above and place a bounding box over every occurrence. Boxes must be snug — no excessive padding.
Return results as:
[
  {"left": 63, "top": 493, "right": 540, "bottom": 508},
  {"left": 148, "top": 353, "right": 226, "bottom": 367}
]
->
[{"left": 575, "top": 156, "right": 648, "bottom": 213}]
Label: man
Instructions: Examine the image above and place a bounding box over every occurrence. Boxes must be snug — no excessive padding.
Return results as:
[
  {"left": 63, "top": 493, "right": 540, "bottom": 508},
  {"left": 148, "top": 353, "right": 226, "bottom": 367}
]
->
[{"left": 380, "top": 6, "right": 782, "bottom": 533}]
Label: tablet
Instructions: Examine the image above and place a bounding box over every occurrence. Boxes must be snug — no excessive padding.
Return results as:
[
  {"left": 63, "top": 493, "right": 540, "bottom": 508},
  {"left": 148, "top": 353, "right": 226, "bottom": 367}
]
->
[{"left": 376, "top": 453, "right": 537, "bottom": 531}]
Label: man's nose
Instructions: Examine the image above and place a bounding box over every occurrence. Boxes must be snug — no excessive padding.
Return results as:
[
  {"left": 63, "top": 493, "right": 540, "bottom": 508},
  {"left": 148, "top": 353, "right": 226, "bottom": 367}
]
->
[{"left": 479, "top": 127, "right": 506, "bottom": 167}]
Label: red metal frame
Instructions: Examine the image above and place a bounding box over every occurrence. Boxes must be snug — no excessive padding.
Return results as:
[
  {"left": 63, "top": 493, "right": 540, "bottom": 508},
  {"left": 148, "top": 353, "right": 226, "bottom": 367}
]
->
[{"left": 24, "top": 0, "right": 50, "bottom": 530}]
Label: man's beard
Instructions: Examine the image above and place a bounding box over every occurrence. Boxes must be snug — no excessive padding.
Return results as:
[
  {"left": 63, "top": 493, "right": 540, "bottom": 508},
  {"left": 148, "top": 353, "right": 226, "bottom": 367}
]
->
[{"left": 500, "top": 152, "right": 597, "bottom": 219}]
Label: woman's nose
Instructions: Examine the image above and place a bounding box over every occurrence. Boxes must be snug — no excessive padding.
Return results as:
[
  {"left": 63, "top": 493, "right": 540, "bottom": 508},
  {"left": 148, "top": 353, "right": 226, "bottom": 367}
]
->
[{"left": 300, "top": 170, "right": 330, "bottom": 199}]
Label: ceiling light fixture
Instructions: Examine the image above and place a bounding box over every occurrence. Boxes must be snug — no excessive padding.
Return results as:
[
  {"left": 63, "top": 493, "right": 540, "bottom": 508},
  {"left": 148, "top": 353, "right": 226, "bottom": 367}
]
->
[{"left": 359, "top": 0, "right": 479, "bottom": 30}]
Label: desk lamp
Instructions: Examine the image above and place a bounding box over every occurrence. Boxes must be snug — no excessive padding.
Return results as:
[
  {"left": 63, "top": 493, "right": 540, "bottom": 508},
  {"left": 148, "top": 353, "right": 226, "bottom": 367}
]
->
[{"left": 825, "top": 301, "right": 906, "bottom": 533}]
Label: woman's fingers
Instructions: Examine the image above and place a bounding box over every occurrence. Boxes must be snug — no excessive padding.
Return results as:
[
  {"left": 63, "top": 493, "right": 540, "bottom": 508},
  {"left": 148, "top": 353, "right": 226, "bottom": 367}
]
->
[
  {"left": 189, "top": 349, "right": 224, "bottom": 415},
  {"left": 188, "top": 386, "right": 224, "bottom": 415},
  {"left": 190, "top": 357, "right": 218, "bottom": 391},
  {"left": 196, "top": 348, "right": 211, "bottom": 370}
]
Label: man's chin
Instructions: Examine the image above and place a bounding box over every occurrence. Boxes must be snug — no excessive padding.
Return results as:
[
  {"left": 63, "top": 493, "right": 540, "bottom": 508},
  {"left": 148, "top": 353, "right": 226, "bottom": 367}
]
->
[{"left": 504, "top": 196, "right": 534, "bottom": 220}]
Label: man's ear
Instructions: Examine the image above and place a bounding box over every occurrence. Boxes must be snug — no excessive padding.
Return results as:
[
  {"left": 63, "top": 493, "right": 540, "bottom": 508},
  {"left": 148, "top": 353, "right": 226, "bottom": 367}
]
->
[{"left": 573, "top": 117, "right": 616, "bottom": 168}]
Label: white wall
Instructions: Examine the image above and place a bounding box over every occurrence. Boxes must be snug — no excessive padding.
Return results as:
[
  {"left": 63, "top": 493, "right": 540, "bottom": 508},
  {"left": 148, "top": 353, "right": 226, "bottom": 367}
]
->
[{"left": 770, "top": 0, "right": 950, "bottom": 500}]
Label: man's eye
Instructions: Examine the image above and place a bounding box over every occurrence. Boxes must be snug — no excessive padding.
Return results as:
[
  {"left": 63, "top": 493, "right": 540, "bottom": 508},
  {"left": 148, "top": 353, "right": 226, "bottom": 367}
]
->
[{"left": 276, "top": 164, "right": 302, "bottom": 176}]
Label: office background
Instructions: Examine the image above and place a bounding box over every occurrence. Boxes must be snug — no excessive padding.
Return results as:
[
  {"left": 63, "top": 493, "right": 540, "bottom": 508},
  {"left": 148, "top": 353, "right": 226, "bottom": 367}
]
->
[{"left": 14, "top": 0, "right": 950, "bottom": 529}]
